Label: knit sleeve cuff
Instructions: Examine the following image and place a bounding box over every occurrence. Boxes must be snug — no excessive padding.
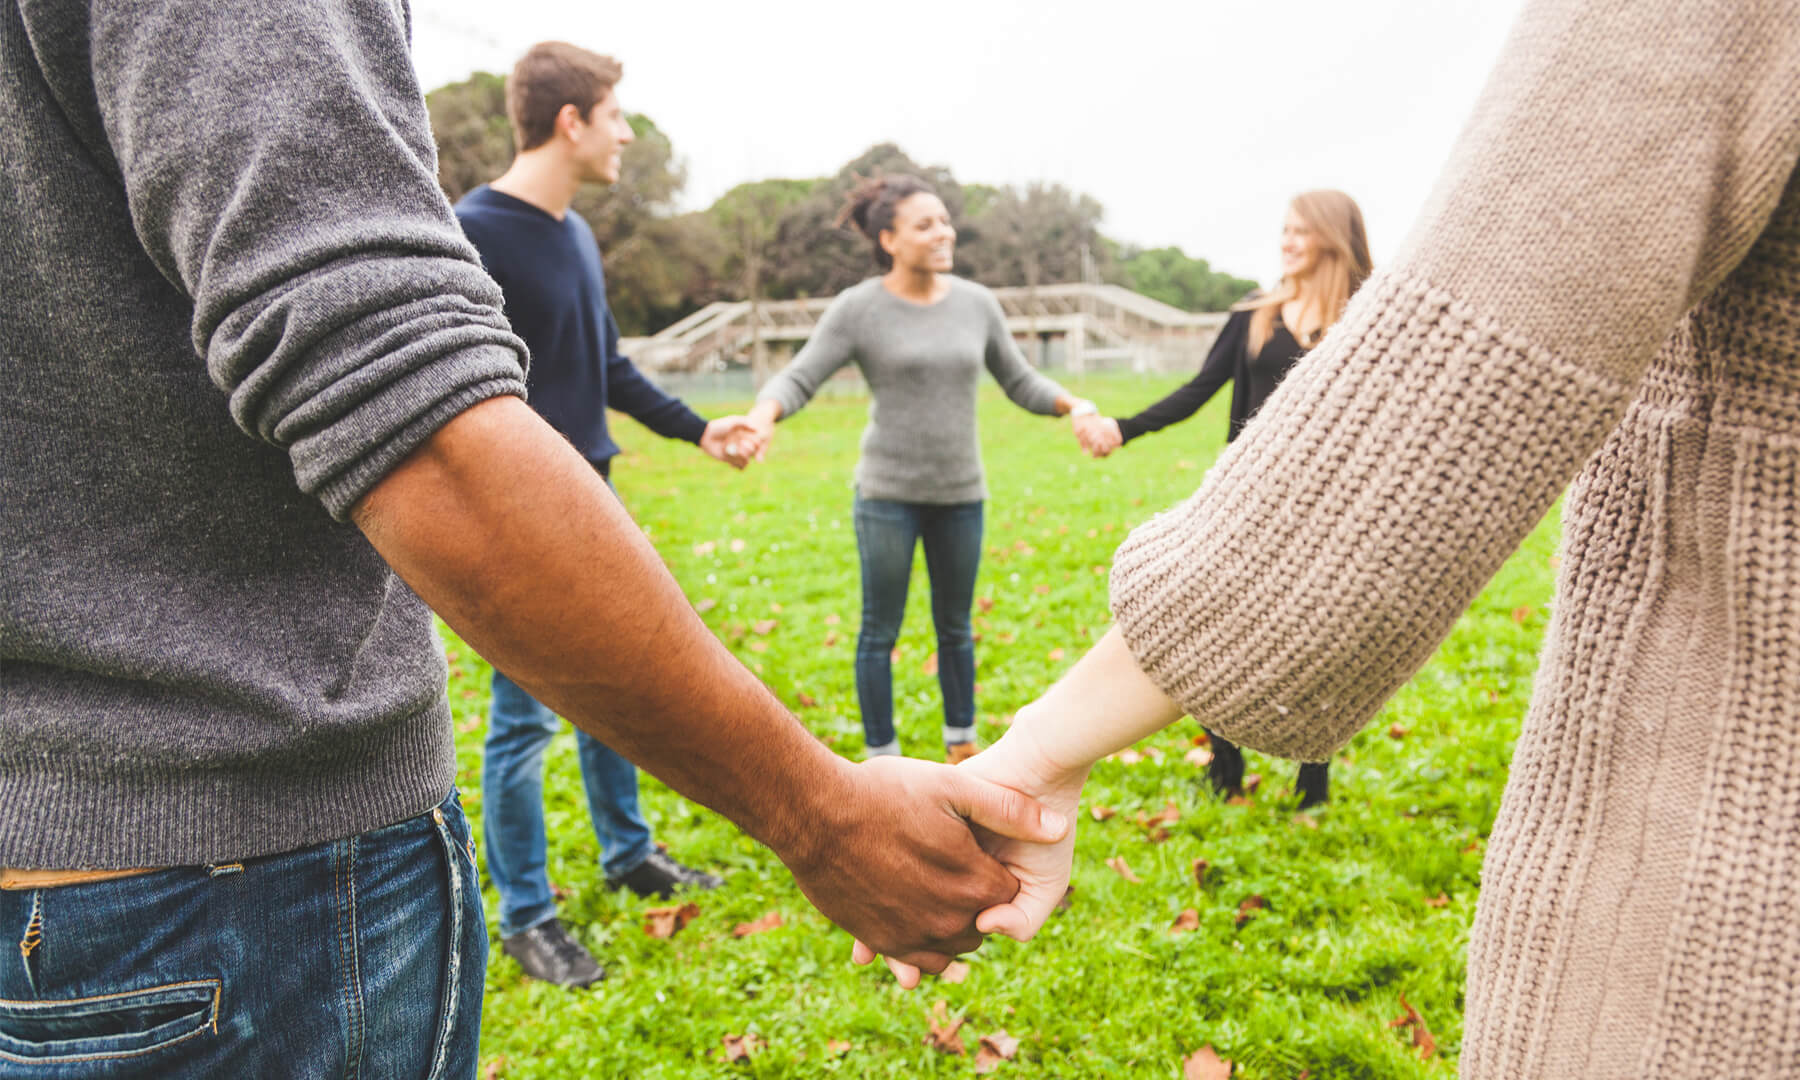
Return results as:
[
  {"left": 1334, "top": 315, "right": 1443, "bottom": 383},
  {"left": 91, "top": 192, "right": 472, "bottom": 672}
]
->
[{"left": 1108, "top": 270, "right": 1639, "bottom": 760}]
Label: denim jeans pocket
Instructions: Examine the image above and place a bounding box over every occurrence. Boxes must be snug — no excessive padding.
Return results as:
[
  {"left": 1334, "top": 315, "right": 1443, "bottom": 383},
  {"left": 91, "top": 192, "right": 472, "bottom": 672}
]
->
[{"left": 0, "top": 979, "right": 219, "bottom": 1065}]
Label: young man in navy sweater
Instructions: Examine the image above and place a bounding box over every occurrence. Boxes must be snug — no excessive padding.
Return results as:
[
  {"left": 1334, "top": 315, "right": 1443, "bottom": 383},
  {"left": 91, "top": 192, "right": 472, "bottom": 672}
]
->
[{"left": 454, "top": 43, "right": 753, "bottom": 988}]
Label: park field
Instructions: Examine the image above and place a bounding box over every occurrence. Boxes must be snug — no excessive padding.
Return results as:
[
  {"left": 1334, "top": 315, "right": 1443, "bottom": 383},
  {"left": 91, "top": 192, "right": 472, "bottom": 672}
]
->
[{"left": 443, "top": 372, "right": 1559, "bottom": 1079}]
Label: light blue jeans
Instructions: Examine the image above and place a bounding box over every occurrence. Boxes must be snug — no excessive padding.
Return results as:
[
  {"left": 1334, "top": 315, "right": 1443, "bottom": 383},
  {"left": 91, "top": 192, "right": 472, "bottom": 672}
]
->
[
  {"left": 480, "top": 670, "right": 653, "bottom": 937},
  {"left": 852, "top": 494, "right": 985, "bottom": 749},
  {"left": 0, "top": 791, "right": 485, "bottom": 1078}
]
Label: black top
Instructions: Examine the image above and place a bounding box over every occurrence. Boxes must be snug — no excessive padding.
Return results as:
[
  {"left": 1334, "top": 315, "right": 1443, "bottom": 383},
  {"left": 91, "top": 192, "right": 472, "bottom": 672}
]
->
[
  {"left": 454, "top": 186, "right": 706, "bottom": 467},
  {"left": 1116, "top": 306, "right": 1307, "bottom": 445}
]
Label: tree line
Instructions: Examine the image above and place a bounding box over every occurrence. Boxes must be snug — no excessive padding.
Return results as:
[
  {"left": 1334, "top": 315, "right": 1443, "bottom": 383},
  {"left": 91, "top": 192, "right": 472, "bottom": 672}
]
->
[{"left": 427, "top": 73, "right": 1258, "bottom": 338}]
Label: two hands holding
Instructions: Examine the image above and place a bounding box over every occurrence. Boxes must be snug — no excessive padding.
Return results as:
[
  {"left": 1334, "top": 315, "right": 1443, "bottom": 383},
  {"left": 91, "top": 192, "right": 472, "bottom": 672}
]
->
[
  {"left": 1070, "top": 411, "right": 1124, "bottom": 458},
  {"left": 697, "top": 400, "right": 782, "bottom": 470}
]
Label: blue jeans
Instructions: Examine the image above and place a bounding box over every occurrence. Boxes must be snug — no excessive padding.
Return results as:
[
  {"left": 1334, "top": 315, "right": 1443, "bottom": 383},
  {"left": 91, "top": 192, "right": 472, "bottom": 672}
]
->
[
  {"left": 0, "top": 791, "right": 485, "bottom": 1078},
  {"left": 481, "top": 670, "right": 653, "bottom": 938},
  {"left": 852, "top": 494, "right": 984, "bottom": 749}
]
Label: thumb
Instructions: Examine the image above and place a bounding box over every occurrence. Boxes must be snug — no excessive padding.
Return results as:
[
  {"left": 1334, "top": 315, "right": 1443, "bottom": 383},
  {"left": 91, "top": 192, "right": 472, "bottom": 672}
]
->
[{"left": 942, "top": 771, "right": 1067, "bottom": 844}]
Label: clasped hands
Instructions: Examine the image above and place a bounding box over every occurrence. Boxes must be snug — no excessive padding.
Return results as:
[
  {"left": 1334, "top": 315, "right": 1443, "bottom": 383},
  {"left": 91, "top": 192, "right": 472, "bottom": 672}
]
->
[
  {"left": 845, "top": 716, "right": 1088, "bottom": 987},
  {"left": 1071, "top": 412, "right": 1123, "bottom": 458},
  {"left": 698, "top": 415, "right": 771, "bottom": 469}
]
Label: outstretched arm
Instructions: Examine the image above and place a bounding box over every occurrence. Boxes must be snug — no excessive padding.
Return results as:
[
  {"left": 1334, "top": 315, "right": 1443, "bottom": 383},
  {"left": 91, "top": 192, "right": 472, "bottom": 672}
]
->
[{"left": 356, "top": 396, "right": 1067, "bottom": 969}]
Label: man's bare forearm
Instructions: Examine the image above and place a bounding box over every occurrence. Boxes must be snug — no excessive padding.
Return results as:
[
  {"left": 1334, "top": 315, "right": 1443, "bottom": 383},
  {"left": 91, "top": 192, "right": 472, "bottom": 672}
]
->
[{"left": 353, "top": 396, "right": 843, "bottom": 862}]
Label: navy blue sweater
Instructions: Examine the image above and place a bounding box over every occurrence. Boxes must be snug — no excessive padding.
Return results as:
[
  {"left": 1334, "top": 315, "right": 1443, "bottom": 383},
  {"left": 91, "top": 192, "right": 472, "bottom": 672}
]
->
[{"left": 455, "top": 186, "right": 706, "bottom": 466}]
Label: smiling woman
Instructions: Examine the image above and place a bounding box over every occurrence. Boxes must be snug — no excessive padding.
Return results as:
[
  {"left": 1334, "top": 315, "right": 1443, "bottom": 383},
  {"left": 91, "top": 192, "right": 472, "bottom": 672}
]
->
[{"left": 742, "top": 174, "right": 1094, "bottom": 763}]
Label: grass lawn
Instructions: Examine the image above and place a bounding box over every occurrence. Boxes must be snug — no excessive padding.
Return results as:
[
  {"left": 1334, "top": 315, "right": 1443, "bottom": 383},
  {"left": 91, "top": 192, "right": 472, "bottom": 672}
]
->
[{"left": 443, "top": 372, "right": 1559, "bottom": 1079}]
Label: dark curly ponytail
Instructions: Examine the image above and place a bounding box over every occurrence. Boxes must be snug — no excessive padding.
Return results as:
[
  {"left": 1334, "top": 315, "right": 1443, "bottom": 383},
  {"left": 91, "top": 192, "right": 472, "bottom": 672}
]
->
[{"left": 836, "top": 174, "right": 936, "bottom": 270}]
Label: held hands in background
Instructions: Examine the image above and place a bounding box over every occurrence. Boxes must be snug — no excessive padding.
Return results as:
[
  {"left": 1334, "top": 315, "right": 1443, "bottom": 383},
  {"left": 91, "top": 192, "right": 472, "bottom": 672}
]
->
[
  {"left": 807, "top": 753, "right": 1069, "bottom": 977},
  {"left": 699, "top": 415, "right": 762, "bottom": 469},
  {"left": 1072, "top": 414, "right": 1124, "bottom": 458}
]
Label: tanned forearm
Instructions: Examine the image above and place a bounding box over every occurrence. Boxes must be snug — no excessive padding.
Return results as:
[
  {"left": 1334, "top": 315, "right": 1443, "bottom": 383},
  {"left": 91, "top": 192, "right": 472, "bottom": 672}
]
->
[{"left": 353, "top": 396, "right": 844, "bottom": 861}]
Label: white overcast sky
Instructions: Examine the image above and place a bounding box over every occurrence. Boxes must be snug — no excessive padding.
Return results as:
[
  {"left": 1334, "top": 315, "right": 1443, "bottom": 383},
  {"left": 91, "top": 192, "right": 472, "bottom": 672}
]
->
[{"left": 411, "top": 0, "right": 1529, "bottom": 285}]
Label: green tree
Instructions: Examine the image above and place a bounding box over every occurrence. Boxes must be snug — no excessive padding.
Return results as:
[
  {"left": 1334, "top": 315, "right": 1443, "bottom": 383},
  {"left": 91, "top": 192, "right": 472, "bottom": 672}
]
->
[{"left": 1106, "top": 245, "right": 1259, "bottom": 312}]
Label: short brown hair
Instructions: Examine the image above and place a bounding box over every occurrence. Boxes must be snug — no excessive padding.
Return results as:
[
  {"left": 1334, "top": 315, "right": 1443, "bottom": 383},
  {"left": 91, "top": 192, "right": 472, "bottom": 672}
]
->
[{"left": 506, "top": 42, "right": 623, "bottom": 153}]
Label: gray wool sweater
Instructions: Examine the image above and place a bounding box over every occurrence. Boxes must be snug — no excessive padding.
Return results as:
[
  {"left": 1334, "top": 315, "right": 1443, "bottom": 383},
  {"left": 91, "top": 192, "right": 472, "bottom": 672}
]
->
[
  {"left": 0, "top": 0, "right": 529, "bottom": 866},
  {"left": 757, "top": 277, "right": 1067, "bottom": 503}
]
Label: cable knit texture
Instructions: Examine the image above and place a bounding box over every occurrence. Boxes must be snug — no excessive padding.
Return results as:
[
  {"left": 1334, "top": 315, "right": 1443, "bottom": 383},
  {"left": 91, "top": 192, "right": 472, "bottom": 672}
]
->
[{"left": 1109, "top": 0, "right": 1800, "bottom": 1075}]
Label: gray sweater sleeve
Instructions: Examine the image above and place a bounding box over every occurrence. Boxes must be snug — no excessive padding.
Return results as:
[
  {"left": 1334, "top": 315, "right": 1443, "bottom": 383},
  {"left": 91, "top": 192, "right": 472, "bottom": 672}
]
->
[
  {"left": 979, "top": 290, "right": 1067, "bottom": 415},
  {"left": 756, "top": 292, "right": 857, "bottom": 420},
  {"left": 83, "top": 0, "right": 528, "bottom": 519}
]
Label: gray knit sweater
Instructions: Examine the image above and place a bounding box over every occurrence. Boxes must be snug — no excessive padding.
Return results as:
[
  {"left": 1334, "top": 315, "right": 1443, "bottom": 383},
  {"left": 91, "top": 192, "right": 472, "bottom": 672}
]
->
[
  {"left": 757, "top": 277, "right": 1067, "bottom": 503},
  {"left": 0, "top": 0, "right": 528, "bottom": 866},
  {"left": 1108, "top": 0, "right": 1800, "bottom": 1075}
]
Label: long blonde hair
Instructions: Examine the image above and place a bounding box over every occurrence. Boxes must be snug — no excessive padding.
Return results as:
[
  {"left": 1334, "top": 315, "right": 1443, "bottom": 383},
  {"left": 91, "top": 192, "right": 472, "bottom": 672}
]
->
[{"left": 1238, "top": 190, "right": 1372, "bottom": 354}]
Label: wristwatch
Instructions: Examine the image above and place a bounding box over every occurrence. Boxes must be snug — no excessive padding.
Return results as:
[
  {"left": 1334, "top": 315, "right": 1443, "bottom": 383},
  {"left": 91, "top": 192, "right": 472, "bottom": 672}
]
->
[{"left": 1069, "top": 399, "right": 1098, "bottom": 417}]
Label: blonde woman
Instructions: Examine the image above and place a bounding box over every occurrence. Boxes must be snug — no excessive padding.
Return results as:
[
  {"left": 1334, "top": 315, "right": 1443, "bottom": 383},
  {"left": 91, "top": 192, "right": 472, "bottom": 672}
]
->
[{"left": 1078, "top": 190, "right": 1372, "bottom": 806}]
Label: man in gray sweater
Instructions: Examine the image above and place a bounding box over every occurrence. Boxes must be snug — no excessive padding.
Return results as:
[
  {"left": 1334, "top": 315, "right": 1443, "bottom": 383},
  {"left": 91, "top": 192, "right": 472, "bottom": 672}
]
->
[{"left": 0, "top": 0, "right": 1061, "bottom": 1073}]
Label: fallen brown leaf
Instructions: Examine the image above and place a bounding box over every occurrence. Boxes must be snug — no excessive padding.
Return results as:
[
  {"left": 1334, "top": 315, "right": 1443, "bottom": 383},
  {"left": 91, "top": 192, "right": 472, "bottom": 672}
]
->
[
  {"left": 1055, "top": 885, "right": 1076, "bottom": 911},
  {"left": 732, "top": 911, "right": 784, "bottom": 937},
  {"left": 1106, "top": 856, "right": 1142, "bottom": 884},
  {"left": 796, "top": 692, "right": 818, "bottom": 708},
  {"left": 823, "top": 633, "right": 839, "bottom": 647},
  {"left": 1511, "top": 604, "right": 1534, "bottom": 625},
  {"left": 751, "top": 619, "right": 778, "bottom": 635},
  {"left": 1089, "top": 805, "right": 1116, "bottom": 821},
  {"left": 1183, "top": 1044, "right": 1233, "bottom": 1080},
  {"left": 1291, "top": 813, "right": 1319, "bottom": 830},
  {"left": 1185, "top": 747, "right": 1214, "bottom": 768},
  {"left": 482, "top": 1056, "right": 507, "bottom": 1080},
  {"left": 1388, "top": 724, "right": 1408, "bottom": 740},
  {"left": 939, "top": 960, "right": 970, "bottom": 983},
  {"left": 1424, "top": 893, "right": 1450, "bottom": 908},
  {"left": 1225, "top": 795, "right": 1253, "bottom": 807},
  {"left": 1115, "top": 749, "right": 1143, "bottom": 765},
  {"left": 1387, "top": 994, "right": 1437, "bottom": 1059},
  {"left": 922, "top": 652, "right": 939, "bottom": 676},
  {"left": 1047, "top": 648, "right": 1065, "bottom": 662},
  {"left": 1193, "top": 859, "right": 1209, "bottom": 888},
  {"left": 977, "top": 597, "right": 995, "bottom": 613},
  {"left": 825, "top": 613, "right": 841, "bottom": 625},
  {"left": 747, "top": 640, "right": 768, "bottom": 653},
  {"left": 1235, "top": 895, "right": 1268, "bottom": 928},
  {"left": 1034, "top": 583, "right": 1050, "bottom": 595},
  {"left": 974, "top": 1030, "right": 1020, "bottom": 1074},
  {"left": 1243, "top": 773, "right": 1261, "bottom": 794},
  {"left": 719, "top": 1032, "right": 764, "bottom": 1063},
  {"left": 693, "top": 541, "right": 716, "bottom": 556},
  {"left": 1169, "top": 908, "right": 1200, "bottom": 933},
  {"left": 925, "top": 1000, "right": 967, "bottom": 1055},
  {"left": 1192, "top": 731, "right": 1211, "bottom": 746},
  {"left": 826, "top": 1039, "right": 852, "bottom": 1056},
  {"left": 643, "top": 902, "right": 701, "bottom": 938},
  {"left": 695, "top": 597, "right": 718, "bottom": 613}
]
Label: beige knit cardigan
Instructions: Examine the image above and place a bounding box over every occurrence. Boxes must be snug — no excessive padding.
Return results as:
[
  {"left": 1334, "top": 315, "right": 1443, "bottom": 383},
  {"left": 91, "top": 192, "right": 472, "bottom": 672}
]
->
[{"left": 1108, "top": 1, "right": 1800, "bottom": 1076}]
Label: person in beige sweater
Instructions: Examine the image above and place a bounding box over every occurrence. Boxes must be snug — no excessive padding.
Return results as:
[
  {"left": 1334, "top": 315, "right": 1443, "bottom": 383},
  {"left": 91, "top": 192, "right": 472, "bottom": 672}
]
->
[{"left": 856, "top": 0, "right": 1800, "bottom": 1074}]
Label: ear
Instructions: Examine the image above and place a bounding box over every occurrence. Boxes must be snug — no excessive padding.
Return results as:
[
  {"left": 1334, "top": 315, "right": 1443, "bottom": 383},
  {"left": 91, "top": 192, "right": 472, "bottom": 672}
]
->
[
  {"left": 879, "top": 228, "right": 899, "bottom": 257},
  {"left": 554, "top": 103, "right": 584, "bottom": 141}
]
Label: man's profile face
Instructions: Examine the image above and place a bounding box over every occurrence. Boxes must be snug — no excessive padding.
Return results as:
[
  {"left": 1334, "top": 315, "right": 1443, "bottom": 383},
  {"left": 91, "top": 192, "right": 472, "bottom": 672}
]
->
[{"left": 570, "top": 90, "right": 634, "bottom": 185}]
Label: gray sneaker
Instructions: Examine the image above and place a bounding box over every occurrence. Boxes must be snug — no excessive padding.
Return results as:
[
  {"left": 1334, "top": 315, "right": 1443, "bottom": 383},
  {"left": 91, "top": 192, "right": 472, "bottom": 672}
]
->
[
  {"left": 605, "top": 850, "right": 723, "bottom": 899},
  {"left": 500, "top": 918, "right": 605, "bottom": 988}
]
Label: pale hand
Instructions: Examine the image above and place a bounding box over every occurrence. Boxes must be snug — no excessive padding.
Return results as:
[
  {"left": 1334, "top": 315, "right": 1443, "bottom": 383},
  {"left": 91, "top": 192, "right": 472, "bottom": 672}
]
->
[
  {"left": 1073, "top": 415, "right": 1123, "bottom": 458},
  {"left": 699, "top": 416, "right": 759, "bottom": 469}
]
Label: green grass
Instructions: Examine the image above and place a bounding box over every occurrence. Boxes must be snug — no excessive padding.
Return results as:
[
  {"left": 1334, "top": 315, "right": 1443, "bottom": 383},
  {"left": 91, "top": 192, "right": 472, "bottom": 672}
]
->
[{"left": 443, "top": 372, "right": 1559, "bottom": 1079}]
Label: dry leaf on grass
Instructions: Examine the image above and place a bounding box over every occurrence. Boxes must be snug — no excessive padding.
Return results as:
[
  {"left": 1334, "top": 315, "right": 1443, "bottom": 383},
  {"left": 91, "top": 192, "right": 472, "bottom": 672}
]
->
[
  {"left": 977, "top": 597, "right": 995, "bottom": 613},
  {"left": 974, "top": 1030, "right": 1020, "bottom": 1073},
  {"left": 1185, "top": 747, "right": 1214, "bottom": 768},
  {"left": 731, "top": 912, "right": 783, "bottom": 937},
  {"left": 719, "top": 1032, "right": 764, "bottom": 1063},
  {"left": 1511, "top": 604, "right": 1534, "bottom": 624},
  {"left": 924, "top": 1000, "right": 967, "bottom": 1055},
  {"left": 1244, "top": 773, "right": 1261, "bottom": 794},
  {"left": 1055, "top": 885, "right": 1076, "bottom": 912},
  {"left": 825, "top": 613, "right": 842, "bottom": 625},
  {"left": 746, "top": 640, "right": 768, "bottom": 653},
  {"left": 1033, "top": 584, "right": 1050, "bottom": 595},
  {"left": 1291, "top": 813, "right": 1319, "bottom": 830},
  {"left": 694, "top": 598, "right": 718, "bottom": 613},
  {"left": 1089, "top": 805, "right": 1116, "bottom": 822},
  {"left": 922, "top": 652, "right": 939, "bottom": 676},
  {"left": 1235, "top": 895, "right": 1269, "bottom": 928},
  {"left": 1183, "top": 1044, "right": 1233, "bottom": 1079},
  {"left": 1169, "top": 908, "right": 1201, "bottom": 933},
  {"left": 693, "top": 541, "right": 716, "bottom": 556},
  {"left": 751, "top": 619, "right": 778, "bottom": 635},
  {"left": 1388, "top": 724, "right": 1408, "bottom": 740},
  {"left": 796, "top": 692, "right": 818, "bottom": 708},
  {"left": 939, "top": 960, "right": 970, "bottom": 983},
  {"left": 1047, "top": 648, "right": 1065, "bottom": 662},
  {"left": 1425, "top": 893, "right": 1450, "bottom": 908},
  {"left": 823, "top": 633, "right": 839, "bottom": 647},
  {"left": 826, "top": 1039, "right": 852, "bottom": 1056},
  {"left": 1387, "top": 994, "right": 1438, "bottom": 1059},
  {"left": 482, "top": 1057, "right": 507, "bottom": 1080},
  {"left": 1193, "top": 859, "right": 1210, "bottom": 888},
  {"left": 1115, "top": 749, "right": 1143, "bottom": 765},
  {"left": 1106, "top": 856, "right": 1142, "bottom": 884},
  {"left": 643, "top": 902, "right": 700, "bottom": 938}
]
